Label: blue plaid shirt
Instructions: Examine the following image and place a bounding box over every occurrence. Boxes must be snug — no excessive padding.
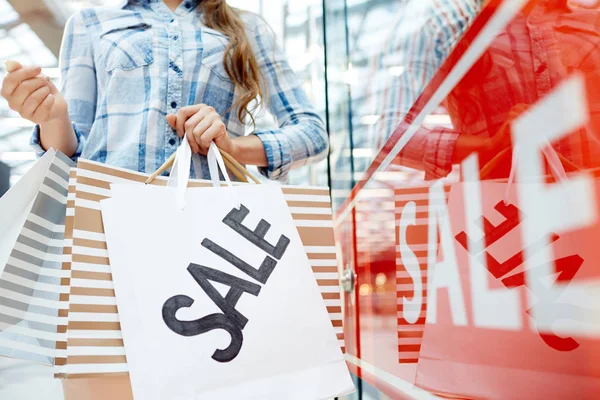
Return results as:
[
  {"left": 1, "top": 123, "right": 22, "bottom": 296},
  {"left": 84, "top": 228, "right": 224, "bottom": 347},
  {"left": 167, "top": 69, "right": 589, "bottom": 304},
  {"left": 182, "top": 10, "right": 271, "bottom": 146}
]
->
[{"left": 31, "top": 0, "right": 328, "bottom": 180}]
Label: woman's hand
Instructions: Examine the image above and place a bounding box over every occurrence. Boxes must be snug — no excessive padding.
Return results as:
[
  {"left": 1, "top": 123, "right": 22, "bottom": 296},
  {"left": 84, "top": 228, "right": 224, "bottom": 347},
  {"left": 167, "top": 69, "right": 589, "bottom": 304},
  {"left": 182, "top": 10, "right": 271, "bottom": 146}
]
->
[
  {"left": 1, "top": 61, "right": 68, "bottom": 125},
  {"left": 166, "top": 104, "right": 234, "bottom": 155},
  {"left": 451, "top": 103, "right": 530, "bottom": 165}
]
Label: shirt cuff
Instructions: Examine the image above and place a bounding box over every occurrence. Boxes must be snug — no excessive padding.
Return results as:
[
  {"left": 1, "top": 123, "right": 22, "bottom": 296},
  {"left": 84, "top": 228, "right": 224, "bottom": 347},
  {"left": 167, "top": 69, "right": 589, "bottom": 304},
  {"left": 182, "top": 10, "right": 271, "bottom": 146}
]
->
[
  {"left": 30, "top": 123, "right": 85, "bottom": 162},
  {"left": 423, "top": 128, "right": 459, "bottom": 180},
  {"left": 253, "top": 130, "right": 293, "bottom": 181}
]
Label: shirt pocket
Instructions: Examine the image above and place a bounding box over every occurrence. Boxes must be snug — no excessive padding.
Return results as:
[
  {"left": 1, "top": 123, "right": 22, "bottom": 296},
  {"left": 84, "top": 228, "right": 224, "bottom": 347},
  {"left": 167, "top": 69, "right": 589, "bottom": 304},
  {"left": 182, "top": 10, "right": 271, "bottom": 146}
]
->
[
  {"left": 200, "top": 27, "right": 230, "bottom": 81},
  {"left": 99, "top": 17, "right": 154, "bottom": 72}
]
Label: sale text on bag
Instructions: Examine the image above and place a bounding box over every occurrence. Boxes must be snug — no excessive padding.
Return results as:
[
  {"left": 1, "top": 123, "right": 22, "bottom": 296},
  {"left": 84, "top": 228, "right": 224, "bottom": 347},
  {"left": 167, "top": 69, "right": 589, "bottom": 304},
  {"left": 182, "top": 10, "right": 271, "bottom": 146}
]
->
[{"left": 162, "top": 204, "right": 290, "bottom": 362}]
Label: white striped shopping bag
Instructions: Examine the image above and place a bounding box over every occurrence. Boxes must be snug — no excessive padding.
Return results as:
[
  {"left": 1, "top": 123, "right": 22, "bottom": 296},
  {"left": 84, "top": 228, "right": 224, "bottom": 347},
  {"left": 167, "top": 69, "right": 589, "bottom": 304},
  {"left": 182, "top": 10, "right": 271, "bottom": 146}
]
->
[{"left": 0, "top": 149, "right": 74, "bottom": 366}]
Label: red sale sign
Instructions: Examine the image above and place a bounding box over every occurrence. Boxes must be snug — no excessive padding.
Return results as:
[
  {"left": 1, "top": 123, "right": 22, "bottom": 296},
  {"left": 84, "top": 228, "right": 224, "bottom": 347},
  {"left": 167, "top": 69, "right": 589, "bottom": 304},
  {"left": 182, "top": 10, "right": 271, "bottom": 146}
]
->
[{"left": 393, "top": 76, "right": 600, "bottom": 398}]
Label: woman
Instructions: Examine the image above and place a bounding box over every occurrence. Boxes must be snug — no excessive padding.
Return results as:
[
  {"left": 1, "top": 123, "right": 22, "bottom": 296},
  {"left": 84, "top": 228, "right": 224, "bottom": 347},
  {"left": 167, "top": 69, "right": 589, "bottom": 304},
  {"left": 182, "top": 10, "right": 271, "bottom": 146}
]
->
[{"left": 1, "top": 0, "right": 328, "bottom": 181}]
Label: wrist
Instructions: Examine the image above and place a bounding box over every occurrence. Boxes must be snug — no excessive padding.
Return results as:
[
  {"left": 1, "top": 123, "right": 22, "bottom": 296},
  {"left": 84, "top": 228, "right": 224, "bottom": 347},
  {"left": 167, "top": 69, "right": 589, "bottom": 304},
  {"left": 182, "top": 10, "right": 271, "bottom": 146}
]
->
[
  {"left": 227, "top": 137, "right": 241, "bottom": 161},
  {"left": 49, "top": 95, "right": 69, "bottom": 124},
  {"left": 227, "top": 135, "right": 268, "bottom": 167}
]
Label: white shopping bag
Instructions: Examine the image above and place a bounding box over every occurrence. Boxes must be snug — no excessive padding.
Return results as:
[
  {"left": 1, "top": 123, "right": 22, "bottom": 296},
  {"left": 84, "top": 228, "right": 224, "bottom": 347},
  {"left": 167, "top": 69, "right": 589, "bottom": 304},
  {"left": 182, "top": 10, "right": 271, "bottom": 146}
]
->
[
  {"left": 100, "top": 140, "right": 354, "bottom": 400},
  {"left": 0, "top": 149, "right": 73, "bottom": 365}
]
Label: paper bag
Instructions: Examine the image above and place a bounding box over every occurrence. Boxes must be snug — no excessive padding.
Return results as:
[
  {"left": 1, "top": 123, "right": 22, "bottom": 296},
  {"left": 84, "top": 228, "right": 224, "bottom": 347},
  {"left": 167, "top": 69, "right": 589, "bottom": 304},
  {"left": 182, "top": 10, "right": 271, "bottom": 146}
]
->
[
  {"left": 54, "top": 168, "right": 77, "bottom": 377},
  {"left": 99, "top": 142, "right": 352, "bottom": 399},
  {"left": 100, "top": 142, "right": 352, "bottom": 399},
  {"left": 0, "top": 149, "right": 73, "bottom": 365}
]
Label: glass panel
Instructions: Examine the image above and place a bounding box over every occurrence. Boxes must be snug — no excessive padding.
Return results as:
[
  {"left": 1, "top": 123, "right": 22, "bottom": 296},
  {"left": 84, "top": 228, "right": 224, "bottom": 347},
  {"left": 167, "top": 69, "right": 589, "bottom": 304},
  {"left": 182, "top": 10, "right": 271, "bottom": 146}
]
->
[{"left": 330, "top": 0, "right": 600, "bottom": 398}]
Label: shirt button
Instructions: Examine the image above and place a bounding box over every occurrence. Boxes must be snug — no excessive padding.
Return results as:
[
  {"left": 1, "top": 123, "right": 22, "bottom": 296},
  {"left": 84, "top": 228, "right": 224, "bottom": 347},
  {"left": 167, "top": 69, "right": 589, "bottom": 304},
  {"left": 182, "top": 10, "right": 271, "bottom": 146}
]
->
[
  {"left": 173, "top": 35, "right": 178, "bottom": 41},
  {"left": 185, "top": 3, "right": 192, "bottom": 9},
  {"left": 171, "top": 101, "right": 177, "bottom": 108},
  {"left": 169, "top": 138, "right": 177, "bottom": 146}
]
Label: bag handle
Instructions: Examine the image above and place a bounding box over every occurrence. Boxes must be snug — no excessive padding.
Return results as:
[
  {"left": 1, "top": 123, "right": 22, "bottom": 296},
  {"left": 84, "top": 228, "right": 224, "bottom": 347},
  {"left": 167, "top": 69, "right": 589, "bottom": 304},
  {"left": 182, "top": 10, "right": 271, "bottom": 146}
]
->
[
  {"left": 147, "top": 137, "right": 261, "bottom": 209},
  {"left": 166, "top": 136, "right": 233, "bottom": 208},
  {"left": 146, "top": 143, "right": 261, "bottom": 186},
  {"left": 479, "top": 135, "right": 582, "bottom": 204}
]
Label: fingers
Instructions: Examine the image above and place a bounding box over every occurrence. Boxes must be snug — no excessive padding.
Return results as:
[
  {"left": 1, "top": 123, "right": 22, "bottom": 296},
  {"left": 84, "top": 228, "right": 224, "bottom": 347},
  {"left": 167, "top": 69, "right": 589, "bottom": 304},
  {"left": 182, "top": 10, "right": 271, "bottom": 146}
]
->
[
  {"left": 175, "top": 104, "right": 203, "bottom": 137},
  {"left": 187, "top": 106, "right": 216, "bottom": 150},
  {"left": 196, "top": 119, "right": 225, "bottom": 152},
  {"left": 31, "top": 94, "right": 56, "bottom": 123},
  {"left": 1, "top": 66, "right": 42, "bottom": 98},
  {"left": 45, "top": 78, "right": 60, "bottom": 95},
  {"left": 186, "top": 133, "right": 201, "bottom": 154},
  {"left": 166, "top": 114, "right": 177, "bottom": 130},
  {"left": 21, "top": 85, "right": 52, "bottom": 120},
  {"left": 9, "top": 77, "right": 50, "bottom": 110},
  {"left": 5, "top": 60, "right": 23, "bottom": 73},
  {"left": 184, "top": 111, "right": 207, "bottom": 138},
  {"left": 170, "top": 104, "right": 225, "bottom": 154},
  {"left": 190, "top": 115, "right": 213, "bottom": 146}
]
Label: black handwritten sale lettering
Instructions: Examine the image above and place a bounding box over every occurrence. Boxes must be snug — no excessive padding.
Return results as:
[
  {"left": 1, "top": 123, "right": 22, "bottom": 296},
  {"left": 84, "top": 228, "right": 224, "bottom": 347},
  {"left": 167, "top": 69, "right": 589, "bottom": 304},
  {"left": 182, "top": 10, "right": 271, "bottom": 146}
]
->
[
  {"left": 202, "top": 239, "right": 277, "bottom": 285},
  {"left": 162, "top": 204, "right": 290, "bottom": 363},
  {"left": 456, "top": 200, "right": 584, "bottom": 352},
  {"left": 162, "top": 296, "right": 244, "bottom": 362},
  {"left": 223, "top": 205, "right": 290, "bottom": 260}
]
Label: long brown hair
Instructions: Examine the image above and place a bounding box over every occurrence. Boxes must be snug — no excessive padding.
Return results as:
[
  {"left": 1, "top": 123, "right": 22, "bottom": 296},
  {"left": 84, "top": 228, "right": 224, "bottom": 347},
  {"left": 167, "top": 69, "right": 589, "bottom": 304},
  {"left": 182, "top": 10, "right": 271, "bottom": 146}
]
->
[{"left": 199, "top": 0, "right": 266, "bottom": 126}]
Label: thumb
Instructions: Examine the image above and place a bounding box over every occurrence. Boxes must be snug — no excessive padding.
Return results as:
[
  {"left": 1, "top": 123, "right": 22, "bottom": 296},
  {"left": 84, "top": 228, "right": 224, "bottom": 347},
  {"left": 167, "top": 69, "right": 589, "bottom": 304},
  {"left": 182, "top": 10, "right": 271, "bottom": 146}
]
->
[
  {"left": 5, "top": 60, "right": 23, "bottom": 73},
  {"left": 166, "top": 114, "right": 178, "bottom": 131},
  {"left": 46, "top": 78, "right": 60, "bottom": 95}
]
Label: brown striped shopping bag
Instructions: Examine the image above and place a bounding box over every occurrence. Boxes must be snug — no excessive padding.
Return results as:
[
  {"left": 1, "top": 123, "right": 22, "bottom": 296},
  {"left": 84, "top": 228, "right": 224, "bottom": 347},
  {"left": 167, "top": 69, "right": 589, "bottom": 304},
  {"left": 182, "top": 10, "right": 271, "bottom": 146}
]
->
[
  {"left": 395, "top": 183, "right": 450, "bottom": 364},
  {"left": 60, "top": 159, "right": 345, "bottom": 398},
  {"left": 53, "top": 168, "right": 77, "bottom": 377}
]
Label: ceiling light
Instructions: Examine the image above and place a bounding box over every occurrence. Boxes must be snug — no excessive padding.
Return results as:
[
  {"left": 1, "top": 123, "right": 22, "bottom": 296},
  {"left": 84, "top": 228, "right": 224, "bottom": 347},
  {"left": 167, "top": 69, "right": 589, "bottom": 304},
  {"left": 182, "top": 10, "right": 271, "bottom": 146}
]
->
[
  {"left": 424, "top": 114, "right": 452, "bottom": 125},
  {"left": 388, "top": 66, "right": 405, "bottom": 76},
  {"left": 352, "top": 148, "right": 373, "bottom": 158},
  {"left": 359, "top": 115, "right": 380, "bottom": 125},
  {"left": 342, "top": 63, "right": 358, "bottom": 85}
]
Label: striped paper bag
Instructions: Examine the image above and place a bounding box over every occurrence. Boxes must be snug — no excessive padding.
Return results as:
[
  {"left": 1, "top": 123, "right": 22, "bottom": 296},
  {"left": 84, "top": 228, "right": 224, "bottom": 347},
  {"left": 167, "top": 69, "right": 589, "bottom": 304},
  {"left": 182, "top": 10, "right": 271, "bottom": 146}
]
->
[
  {"left": 54, "top": 168, "right": 77, "bottom": 377},
  {"left": 61, "top": 159, "right": 344, "bottom": 388},
  {"left": 0, "top": 149, "right": 74, "bottom": 366},
  {"left": 395, "top": 184, "right": 450, "bottom": 364}
]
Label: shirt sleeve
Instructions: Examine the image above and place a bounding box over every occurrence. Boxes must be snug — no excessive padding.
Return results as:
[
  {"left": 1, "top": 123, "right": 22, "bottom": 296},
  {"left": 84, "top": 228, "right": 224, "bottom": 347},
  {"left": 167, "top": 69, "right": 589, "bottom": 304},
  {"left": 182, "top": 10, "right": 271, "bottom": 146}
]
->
[
  {"left": 369, "top": 3, "right": 439, "bottom": 148},
  {"left": 248, "top": 19, "right": 328, "bottom": 181},
  {"left": 371, "top": 0, "right": 479, "bottom": 179},
  {"left": 30, "top": 11, "right": 97, "bottom": 162}
]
